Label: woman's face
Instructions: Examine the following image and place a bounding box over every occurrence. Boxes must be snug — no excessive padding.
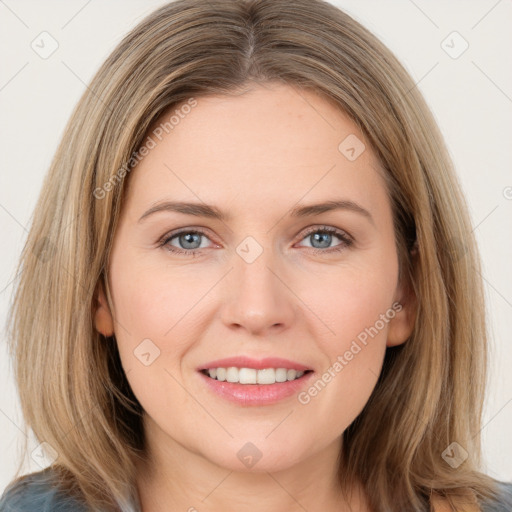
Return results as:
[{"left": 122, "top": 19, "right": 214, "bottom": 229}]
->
[{"left": 94, "top": 82, "right": 415, "bottom": 473}]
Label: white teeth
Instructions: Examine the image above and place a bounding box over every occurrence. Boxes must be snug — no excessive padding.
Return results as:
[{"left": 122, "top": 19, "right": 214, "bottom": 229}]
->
[
  {"left": 257, "top": 368, "right": 276, "bottom": 385},
  {"left": 203, "top": 367, "right": 308, "bottom": 384},
  {"left": 239, "top": 368, "right": 257, "bottom": 384},
  {"left": 275, "top": 368, "right": 287, "bottom": 382},
  {"left": 226, "top": 367, "right": 239, "bottom": 383}
]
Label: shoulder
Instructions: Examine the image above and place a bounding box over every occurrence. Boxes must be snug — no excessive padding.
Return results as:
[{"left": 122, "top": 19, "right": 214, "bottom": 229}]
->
[
  {"left": 479, "top": 481, "right": 512, "bottom": 512},
  {"left": 0, "top": 468, "right": 88, "bottom": 512}
]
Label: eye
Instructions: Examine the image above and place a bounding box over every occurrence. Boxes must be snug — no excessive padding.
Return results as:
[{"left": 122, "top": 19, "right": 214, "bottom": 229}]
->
[
  {"left": 296, "top": 225, "right": 353, "bottom": 254},
  {"left": 158, "top": 225, "right": 353, "bottom": 257},
  {"left": 159, "top": 229, "right": 213, "bottom": 257}
]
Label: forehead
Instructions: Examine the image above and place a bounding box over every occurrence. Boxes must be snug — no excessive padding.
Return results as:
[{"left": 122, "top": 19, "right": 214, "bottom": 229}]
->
[{"left": 122, "top": 82, "right": 389, "bottom": 221}]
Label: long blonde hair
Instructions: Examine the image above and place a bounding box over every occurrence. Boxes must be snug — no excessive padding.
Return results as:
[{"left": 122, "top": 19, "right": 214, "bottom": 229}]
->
[{"left": 5, "top": 0, "right": 505, "bottom": 510}]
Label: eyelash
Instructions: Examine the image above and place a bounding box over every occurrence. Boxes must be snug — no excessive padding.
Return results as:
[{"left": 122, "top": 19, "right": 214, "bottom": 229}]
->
[{"left": 158, "top": 225, "right": 353, "bottom": 257}]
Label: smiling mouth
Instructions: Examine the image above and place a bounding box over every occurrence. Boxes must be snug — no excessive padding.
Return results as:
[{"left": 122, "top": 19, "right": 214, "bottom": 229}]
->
[{"left": 200, "top": 367, "right": 314, "bottom": 385}]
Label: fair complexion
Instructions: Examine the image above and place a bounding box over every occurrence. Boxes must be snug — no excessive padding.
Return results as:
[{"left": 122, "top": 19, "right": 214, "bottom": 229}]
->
[{"left": 94, "top": 82, "right": 416, "bottom": 512}]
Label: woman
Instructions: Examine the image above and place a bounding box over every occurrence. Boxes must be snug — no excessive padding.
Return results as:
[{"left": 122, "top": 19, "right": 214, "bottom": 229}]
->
[{"left": 1, "top": 0, "right": 511, "bottom": 511}]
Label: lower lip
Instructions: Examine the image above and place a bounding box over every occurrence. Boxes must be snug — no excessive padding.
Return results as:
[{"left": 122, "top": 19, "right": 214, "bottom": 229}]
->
[{"left": 198, "top": 370, "right": 315, "bottom": 406}]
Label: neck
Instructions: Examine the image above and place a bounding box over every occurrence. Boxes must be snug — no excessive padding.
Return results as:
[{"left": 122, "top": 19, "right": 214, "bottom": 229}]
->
[{"left": 134, "top": 415, "right": 369, "bottom": 512}]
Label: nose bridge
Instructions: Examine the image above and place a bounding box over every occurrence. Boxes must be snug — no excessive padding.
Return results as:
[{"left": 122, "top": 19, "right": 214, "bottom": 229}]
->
[{"left": 220, "top": 239, "right": 295, "bottom": 334}]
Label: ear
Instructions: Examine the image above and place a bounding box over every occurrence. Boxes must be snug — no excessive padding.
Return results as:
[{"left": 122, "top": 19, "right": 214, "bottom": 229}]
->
[
  {"left": 93, "top": 277, "right": 114, "bottom": 337},
  {"left": 386, "top": 248, "right": 418, "bottom": 347}
]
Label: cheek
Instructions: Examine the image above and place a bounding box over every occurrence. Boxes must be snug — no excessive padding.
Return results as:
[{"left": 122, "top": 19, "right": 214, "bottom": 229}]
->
[
  {"left": 110, "top": 256, "right": 201, "bottom": 342},
  {"left": 110, "top": 267, "right": 197, "bottom": 425},
  {"left": 108, "top": 258, "right": 200, "bottom": 404},
  {"left": 295, "top": 255, "right": 397, "bottom": 423},
  {"left": 304, "top": 254, "right": 398, "bottom": 349}
]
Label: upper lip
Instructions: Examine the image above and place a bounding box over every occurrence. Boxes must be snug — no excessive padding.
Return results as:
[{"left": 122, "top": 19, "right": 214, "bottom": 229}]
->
[{"left": 198, "top": 356, "right": 313, "bottom": 372}]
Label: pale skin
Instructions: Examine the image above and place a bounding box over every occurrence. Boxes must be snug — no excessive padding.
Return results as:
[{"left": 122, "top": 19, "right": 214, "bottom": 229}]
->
[{"left": 94, "top": 82, "right": 418, "bottom": 512}]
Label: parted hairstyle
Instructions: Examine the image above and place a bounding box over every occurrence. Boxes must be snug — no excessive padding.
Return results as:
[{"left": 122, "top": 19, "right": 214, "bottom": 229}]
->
[{"left": 4, "top": 0, "right": 506, "bottom": 511}]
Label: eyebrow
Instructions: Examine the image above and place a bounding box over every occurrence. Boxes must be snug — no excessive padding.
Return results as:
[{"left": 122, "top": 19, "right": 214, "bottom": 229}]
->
[{"left": 138, "top": 199, "right": 374, "bottom": 226}]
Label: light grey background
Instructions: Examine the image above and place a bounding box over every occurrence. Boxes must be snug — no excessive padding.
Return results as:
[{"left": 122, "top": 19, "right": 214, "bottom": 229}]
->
[{"left": 1, "top": 0, "right": 511, "bottom": 491}]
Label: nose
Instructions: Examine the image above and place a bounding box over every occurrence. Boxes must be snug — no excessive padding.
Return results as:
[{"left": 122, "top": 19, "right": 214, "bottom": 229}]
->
[{"left": 220, "top": 248, "right": 296, "bottom": 337}]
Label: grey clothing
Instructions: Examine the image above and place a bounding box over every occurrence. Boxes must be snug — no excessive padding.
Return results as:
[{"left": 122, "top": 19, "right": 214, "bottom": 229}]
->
[{"left": 1, "top": 468, "right": 511, "bottom": 511}]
